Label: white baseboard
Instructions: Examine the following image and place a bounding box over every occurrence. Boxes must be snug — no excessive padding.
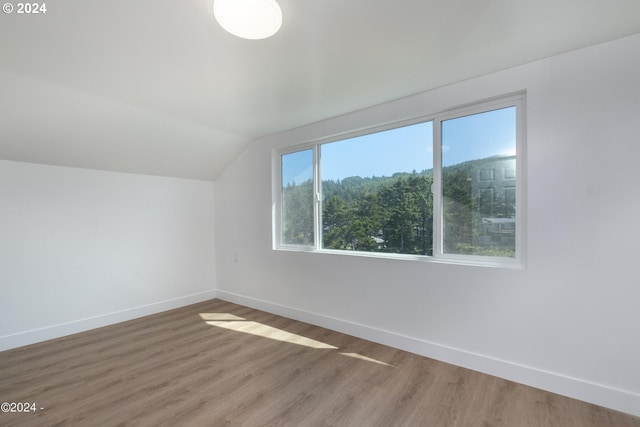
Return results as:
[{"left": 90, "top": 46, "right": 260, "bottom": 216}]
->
[
  {"left": 0, "top": 290, "right": 217, "bottom": 352},
  {"left": 216, "top": 290, "right": 640, "bottom": 418}
]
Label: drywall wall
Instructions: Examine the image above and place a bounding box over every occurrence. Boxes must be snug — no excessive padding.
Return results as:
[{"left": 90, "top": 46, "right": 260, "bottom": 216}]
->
[
  {"left": 0, "top": 160, "right": 216, "bottom": 350},
  {"left": 215, "top": 34, "right": 640, "bottom": 416}
]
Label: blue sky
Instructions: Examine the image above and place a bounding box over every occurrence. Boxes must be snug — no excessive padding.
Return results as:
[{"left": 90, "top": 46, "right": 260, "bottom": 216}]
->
[
  {"left": 282, "top": 149, "right": 313, "bottom": 186},
  {"left": 282, "top": 107, "right": 516, "bottom": 184},
  {"left": 321, "top": 121, "right": 433, "bottom": 182},
  {"left": 441, "top": 106, "right": 516, "bottom": 167}
]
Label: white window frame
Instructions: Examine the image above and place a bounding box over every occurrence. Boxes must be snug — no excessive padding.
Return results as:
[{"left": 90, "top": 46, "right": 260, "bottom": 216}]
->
[
  {"left": 273, "top": 93, "right": 526, "bottom": 268},
  {"left": 274, "top": 143, "right": 318, "bottom": 251}
]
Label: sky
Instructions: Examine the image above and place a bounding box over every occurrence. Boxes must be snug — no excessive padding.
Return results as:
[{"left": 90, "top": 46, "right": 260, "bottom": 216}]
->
[{"left": 282, "top": 106, "right": 516, "bottom": 185}]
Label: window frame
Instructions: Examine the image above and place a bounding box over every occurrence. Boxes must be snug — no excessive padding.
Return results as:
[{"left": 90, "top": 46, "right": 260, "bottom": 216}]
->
[
  {"left": 273, "top": 93, "right": 526, "bottom": 268},
  {"left": 432, "top": 95, "right": 526, "bottom": 267},
  {"left": 274, "top": 143, "right": 319, "bottom": 252}
]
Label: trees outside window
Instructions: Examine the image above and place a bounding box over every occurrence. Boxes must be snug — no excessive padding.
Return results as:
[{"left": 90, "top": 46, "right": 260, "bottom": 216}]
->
[{"left": 276, "top": 95, "right": 525, "bottom": 266}]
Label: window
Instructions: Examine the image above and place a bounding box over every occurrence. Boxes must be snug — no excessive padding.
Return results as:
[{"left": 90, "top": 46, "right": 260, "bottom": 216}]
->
[
  {"left": 275, "top": 94, "right": 525, "bottom": 267},
  {"left": 439, "top": 106, "right": 518, "bottom": 258},
  {"left": 280, "top": 149, "right": 315, "bottom": 246},
  {"left": 321, "top": 122, "right": 433, "bottom": 255}
]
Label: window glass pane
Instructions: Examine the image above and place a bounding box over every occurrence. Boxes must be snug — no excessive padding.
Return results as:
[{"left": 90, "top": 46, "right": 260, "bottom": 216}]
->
[
  {"left": 441, "top": 106, "right": 516, "bottom": 257},
  {"left": 281, "top": 149, "right": 314, "bottom": 245},
  {"left": 321, "top": 122, "right": 433, "bottom": 255}
]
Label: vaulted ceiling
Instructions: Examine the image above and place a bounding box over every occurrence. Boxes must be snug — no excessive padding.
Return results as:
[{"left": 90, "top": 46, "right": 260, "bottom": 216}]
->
[{"left": 1, "top": 0, "right": 639, "bottom": 180}]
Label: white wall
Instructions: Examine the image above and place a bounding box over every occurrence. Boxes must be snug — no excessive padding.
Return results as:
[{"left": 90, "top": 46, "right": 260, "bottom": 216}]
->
[
  {"left": 215, "top": 34, "right": 640, "bottom": 416},
  {"left": 0, "top": 160, "right": 216, "bottom": 350}
]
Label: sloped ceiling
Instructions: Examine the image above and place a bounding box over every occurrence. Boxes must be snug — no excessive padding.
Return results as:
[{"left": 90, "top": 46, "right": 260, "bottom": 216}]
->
[{"left": 1, "top": 0, "right": 639, "bottom": 180}]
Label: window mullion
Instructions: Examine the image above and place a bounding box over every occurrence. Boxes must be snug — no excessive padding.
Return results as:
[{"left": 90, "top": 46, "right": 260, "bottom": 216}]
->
[
  {"left": 432, "top": 117, "right": 443, "bottom": 258},
  {"left": 314, "top": 145, "right": 322, "bottom": 250}
]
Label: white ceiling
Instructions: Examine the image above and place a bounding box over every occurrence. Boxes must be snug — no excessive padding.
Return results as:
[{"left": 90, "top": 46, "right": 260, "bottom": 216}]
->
[{"left": 1, "top": 0, "right": 639, "bottom": 180}]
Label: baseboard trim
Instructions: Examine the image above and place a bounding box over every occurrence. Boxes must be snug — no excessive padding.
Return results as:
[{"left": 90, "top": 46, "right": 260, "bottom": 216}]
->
[
  {"left": 216, "top": 290, "right": 640, "bottom": 418},
  {"left": 0, "top": 290, "right": 217, "bottom": 352}
]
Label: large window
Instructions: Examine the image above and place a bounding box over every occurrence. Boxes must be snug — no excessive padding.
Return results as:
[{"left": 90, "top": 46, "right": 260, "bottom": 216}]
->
[{"left": 275, "top": 94, "right": 525, "bottom": 267}]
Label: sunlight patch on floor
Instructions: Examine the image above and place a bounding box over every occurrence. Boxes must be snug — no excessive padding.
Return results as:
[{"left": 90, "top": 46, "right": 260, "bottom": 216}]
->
[
  {"left": 340, "top": 352, "right": 394, "bottom": 367},
  {"left": 206, "top": 320, "right": 338, "bottom": 349},
  {"left": 201, "top": 313, "right": 394, "bottom": 365},
  {"left": 199, "top": 313, "right": 246, "bottom": 321}
]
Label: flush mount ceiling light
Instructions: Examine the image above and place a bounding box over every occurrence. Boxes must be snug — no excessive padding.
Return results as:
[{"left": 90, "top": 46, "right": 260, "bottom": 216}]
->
[{"left": 214, "top": 0, "right": 282, "bottom": 40}]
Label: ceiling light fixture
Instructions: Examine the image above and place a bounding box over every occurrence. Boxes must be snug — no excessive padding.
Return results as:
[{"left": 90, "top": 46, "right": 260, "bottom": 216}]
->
[{"left": 213, "top": 0, "right": 282, "bottom": 40}]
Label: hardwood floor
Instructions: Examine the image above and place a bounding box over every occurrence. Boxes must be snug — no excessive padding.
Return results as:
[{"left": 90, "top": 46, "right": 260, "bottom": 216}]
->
[{"left": 1, "top": 299, "right": 638, "bottom": 426}]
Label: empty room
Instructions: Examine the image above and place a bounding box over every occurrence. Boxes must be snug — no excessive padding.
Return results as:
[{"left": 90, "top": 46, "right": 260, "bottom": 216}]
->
[{"left": 1, "top": 1, "right": 640, "bottom": 426}]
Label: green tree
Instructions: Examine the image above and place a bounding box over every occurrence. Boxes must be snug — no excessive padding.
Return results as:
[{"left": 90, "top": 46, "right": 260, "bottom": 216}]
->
[
  {"left": 378, "top": 174, "right": 433, "bottom": 255},
  {"left": 442, "top": 165, "right": 473, "bottom": 254},
  {"left": 282, "top": 180, "right": 314, "bottom": 245},
  {"left": 322, "top": 195, "right": 352, "bottom": 249}
]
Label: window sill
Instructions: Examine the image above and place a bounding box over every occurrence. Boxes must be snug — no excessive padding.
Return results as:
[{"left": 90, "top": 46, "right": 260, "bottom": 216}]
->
[{"left": 274, "top": 246, "right": 525, "bottom": 270}]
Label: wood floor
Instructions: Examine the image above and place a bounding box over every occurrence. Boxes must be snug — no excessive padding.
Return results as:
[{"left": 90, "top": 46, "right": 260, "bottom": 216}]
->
[{"left": 1, "top": 299, "right": 638, "bottom": 427}]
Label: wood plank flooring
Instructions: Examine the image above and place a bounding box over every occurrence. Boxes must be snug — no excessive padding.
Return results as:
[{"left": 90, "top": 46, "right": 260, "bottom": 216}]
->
[{"left": 1, "top": 299, "right": 638, "bottom": 426}]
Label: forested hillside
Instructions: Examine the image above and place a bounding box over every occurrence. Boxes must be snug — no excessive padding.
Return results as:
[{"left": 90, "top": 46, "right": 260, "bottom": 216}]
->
[
  {"left": 282, "top": 156, "right": 516, "bottom": 257},
  {"left": 322, "top": 171, "right": 433, "bottom": 254}
]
